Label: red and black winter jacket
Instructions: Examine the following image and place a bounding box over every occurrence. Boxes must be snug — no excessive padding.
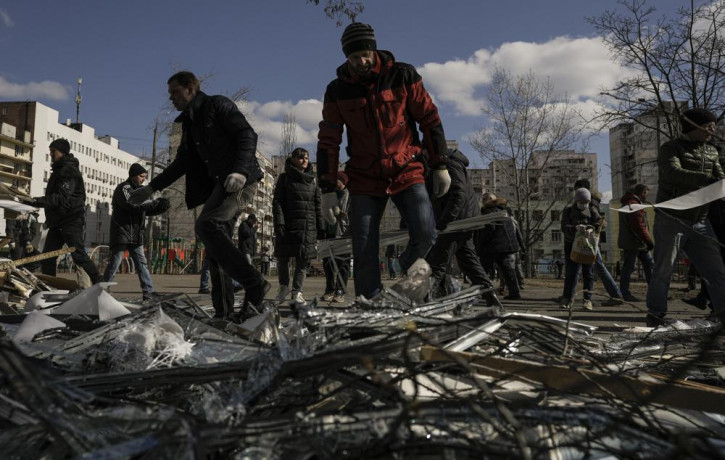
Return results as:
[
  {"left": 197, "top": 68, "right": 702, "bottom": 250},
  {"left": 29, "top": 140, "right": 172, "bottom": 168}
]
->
[
  {"left": 316, "top": 50, "right": 448, "bottom": 196},
  {"left": 618, "top": 192, "right": 652, "bottom": 250}
]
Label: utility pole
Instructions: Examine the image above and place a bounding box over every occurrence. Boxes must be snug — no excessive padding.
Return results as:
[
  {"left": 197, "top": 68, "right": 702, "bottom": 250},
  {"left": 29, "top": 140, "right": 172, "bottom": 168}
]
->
[
  {"left": 75, "top": 76, "right": 82, "bottom": 124},
  {"left": 145, "top": 121, "right": 159, "bottom": 266}
]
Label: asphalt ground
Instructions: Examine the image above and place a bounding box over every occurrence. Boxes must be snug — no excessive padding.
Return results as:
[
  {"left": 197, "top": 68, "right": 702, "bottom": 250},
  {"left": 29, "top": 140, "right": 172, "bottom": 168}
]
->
[{"left": 86, "top": 271, "right": 712, "bottom": 331}]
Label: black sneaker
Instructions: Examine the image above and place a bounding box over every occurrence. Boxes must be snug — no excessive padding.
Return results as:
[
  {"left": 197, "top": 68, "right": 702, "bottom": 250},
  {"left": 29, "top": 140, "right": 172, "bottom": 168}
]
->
[
  {"left": 142, "top": 292, "right": 163, "bottom": 301},
  {"left": 503, "top": 294, "right": 522, "bottom": 300},
  {"left": 244, "top": 280, "right": 271, "bottom": 308},
  {"left": 198, "top": 288, "right": 211, "bottom": 294},
  {"left": 623, "top": 294, "right": 640, "bottom": 302},
  {"left": 683, "top": 295, "right": 709, "bottom": 310},
  {"left": 645, "top": 312, "right": 676, "bottom": 327}
]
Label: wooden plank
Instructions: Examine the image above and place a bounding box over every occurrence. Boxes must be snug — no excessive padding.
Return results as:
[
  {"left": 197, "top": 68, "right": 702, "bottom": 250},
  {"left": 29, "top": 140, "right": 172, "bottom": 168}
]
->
[
  {"left": 420, "top": 346, "right": 725, "bottom": 415},
  {"left": 33, "top": 274, "right": 79, "bottom": 291}
]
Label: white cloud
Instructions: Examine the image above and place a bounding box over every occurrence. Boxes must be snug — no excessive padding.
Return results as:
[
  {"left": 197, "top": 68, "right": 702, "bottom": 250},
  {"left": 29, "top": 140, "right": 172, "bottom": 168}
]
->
[
  {"left": 600, "top": 190, "right": 612, "bottom": 204},
  {"left": 241, "top": 98, "right": 323, "bottom": 158},
  {"left": 0, "top": 9, "right": 13, "bottom": 28},
  {"left": 0, "top": 76, "right": 69, "bottom": 100},
  {"left": 418, "top": 36, "right": 637, "bottom": 117}
]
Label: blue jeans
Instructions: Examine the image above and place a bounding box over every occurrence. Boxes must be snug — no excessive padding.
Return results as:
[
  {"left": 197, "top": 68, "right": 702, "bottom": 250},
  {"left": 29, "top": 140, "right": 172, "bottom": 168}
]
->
[
  {"left": 562, "top": 242, "right": 594, "bottom": 302},
  {"left": 104, "top": 244, "right": 155, "bottom": 296},
  {"left": 619, "top": 249, "right": 654, "bottom": 298},
  {"left": 646, "top": 213, "right": 725, "bottom": 315},
  {"left": 350, "top": 184, "right": 436, "bottom": 298},
  {"left": 594, "top": 251, "right": 623, "bottom": 298}
]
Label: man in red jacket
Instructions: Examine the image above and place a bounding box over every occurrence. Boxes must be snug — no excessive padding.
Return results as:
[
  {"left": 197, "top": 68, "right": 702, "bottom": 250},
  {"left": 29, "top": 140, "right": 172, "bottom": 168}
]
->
[
  {"left": 617, "top": 184, "right": 654, "bottom": 301},
  {"left": 316, "top": 23, "right": 451, "bottom": 298}
]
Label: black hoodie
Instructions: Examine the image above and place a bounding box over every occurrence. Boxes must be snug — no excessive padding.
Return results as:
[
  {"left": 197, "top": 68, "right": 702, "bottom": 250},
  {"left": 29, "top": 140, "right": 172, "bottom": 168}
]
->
[{"left": 41, "top": 154, "right": 87, "bottom": 228}]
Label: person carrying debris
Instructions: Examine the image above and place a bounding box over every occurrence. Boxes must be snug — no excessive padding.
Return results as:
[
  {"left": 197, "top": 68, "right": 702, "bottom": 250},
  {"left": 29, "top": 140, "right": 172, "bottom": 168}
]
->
[
  {"left": 30, "top": 138, "right": 104, "bottom": 284},
  {"left": 645, "top": 108, "right": 725, "bottom": 327},
  {"left": 104, "top": 163, "right": 170, "bottom": 301},
  {"left": 272, "top": 148, "right": 325, "bottom": 305},
  {"left": 129, "top": 71, "right": 269, "bottom": 321},
  {"left": 316, "top": 22, "right": 450, "bottom": 298},
  {"left": 320, "top": 171, "right": 351, "bottom": 303},
  {"left": 426, "top": 149, "right": 501, "bottom": 307}
]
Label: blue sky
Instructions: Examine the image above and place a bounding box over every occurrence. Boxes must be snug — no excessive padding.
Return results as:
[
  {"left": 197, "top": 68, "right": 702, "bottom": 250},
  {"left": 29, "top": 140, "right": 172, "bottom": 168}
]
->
[{"left": 0, "top": 0, "right": 692, "bottom": 199}]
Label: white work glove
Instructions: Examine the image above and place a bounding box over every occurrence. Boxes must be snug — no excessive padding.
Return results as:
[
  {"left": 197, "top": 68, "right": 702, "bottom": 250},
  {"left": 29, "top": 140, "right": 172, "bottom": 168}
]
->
[
  {"left": 224, "top": 173, "right": 247, "bottom": 193},
  {"left": 321, "top": 192, "right": 340, "bottom": 225},
  {"left": 431, "top": 167, "right": 451, "bottom": 198},
  {"left": 128, "top": 185, "right": 154, "bottom": 205}
]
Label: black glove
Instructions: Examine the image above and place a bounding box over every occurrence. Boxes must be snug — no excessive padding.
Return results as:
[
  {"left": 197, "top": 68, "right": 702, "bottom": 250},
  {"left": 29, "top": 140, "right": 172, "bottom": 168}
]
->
[
  {"left": 436, "top": 222, "right": 448, "bottom": 232},
  {"left": 275, "top": 224, "right": 285, "bottom": 238},
  {"left": 646, "top": 241, "right": 654, "bottom": 251},
  {"left": 31, "top": 197, "right": 46, "bottom": 208},
  {"left": 155, "top": 197, "right": 171, "bottom": 213}
]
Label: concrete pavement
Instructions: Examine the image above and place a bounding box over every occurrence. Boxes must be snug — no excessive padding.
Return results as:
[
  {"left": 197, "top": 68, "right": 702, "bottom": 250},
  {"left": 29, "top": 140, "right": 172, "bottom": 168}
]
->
[{"left": 87, "top": 270, "right": 713, "bottom": 330}]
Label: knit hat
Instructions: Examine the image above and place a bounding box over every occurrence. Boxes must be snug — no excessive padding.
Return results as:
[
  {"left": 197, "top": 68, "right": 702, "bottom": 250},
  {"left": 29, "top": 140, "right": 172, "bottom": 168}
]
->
[
  {"left": 129, "top": 163, "right": 148, "bottom": 177},
  {"left": 341, "top": 22, "right": 377, "bottom": 57},
  {"left": 681, "top": 108, "right": 717, "bottom": 133},
  {"left": 247, "top": 213, "right": 257, "bottom": 222},
  {"left": 49, "top": 138, "right": 70, "bottom": 155},
  {"left": 575, "top": 188, "right": 591, "bottom": 202},
  {"left": 337, "top": 171, "right": 349, "bottom": 186}
]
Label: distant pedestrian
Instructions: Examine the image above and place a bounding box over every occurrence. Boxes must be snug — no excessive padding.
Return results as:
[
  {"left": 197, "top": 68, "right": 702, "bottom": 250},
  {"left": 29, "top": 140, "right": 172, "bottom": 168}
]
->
[
  {"left": 238, "top": 213, "right": 258, "bottom": 267},
  {"left": 104, "top": 163, "right": 170, "bottom": 300},
  {"left": 617, "top": 184, "right": 654, "bottom": 301},
  {"left": 385, "top": 244, "right": 397, "bottom": 279},
  {"left": 273, "top": 148, "right": 325, "bottom": 304},
  {"left": 31, "top": 138, "right": 104, "bottom": 285},
  {"left": 476, "top": 192, "right": 520, "bottom": 301},
  {"left": 260, "top": 246, "right": 270, "bottom": 276}
]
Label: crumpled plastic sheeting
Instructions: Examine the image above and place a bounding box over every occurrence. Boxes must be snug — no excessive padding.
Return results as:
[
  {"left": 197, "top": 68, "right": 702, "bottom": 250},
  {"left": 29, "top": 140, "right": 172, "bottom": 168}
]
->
[
  {"left": 49, "top": 283, "right": 131, "bottom": 320},
  {"left": 12, "top": 310, "right": 66, "bottom": 345},
  {"left": 109, "top": 306, "right": 194, "bottom": 371}
]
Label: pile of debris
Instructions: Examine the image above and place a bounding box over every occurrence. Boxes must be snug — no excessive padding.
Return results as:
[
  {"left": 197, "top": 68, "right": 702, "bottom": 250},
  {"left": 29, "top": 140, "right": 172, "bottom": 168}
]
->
[{"left": 0, "top": 266, "right": 724, "bottom": 458}]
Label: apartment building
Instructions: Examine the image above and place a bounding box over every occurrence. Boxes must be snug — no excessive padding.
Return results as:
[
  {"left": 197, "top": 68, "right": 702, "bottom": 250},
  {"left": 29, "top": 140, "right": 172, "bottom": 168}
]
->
[
  {"left": 0, "top": 122, "right": 33, "bottom": 195},
  {"left": 0, "top": 101, "right": 142, "bottom": 246}
]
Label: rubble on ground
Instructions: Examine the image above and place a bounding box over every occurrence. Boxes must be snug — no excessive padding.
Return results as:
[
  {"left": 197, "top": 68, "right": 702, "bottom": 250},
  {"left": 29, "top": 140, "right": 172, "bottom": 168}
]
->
[{"left": 0, "top": 265, "right": 723, "bottom": 459}]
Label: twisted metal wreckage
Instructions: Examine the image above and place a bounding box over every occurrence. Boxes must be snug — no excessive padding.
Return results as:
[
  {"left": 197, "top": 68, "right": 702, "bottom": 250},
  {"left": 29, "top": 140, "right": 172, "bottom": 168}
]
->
[{"left": 0, "top": 214, "right": 723, "bottom": 458}]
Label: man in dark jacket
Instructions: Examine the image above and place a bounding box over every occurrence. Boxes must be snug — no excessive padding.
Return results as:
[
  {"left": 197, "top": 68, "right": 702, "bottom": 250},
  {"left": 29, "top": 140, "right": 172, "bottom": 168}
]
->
[
  {"left": 646, "top": 108, "right": 725, "bottom": 326},
  {"left": 129, "top": 71, "right": 269, "bottom": 320},
  {"left": 6, "top": 211, "right": 38, "bottom": 260},
  {"left": 31, "top": 138, "right": 103, "bottom": 284},
  {"left": 316, "top": 23, "right": 451, "bottom": 299},
  {"left": 476, "top": 193, "right": 520, "bottom": 302},
  {"left": 104, "top": 163, "right": 170, "bottom": 300},
  {"left": 618, "top": 184, "right": 654, "bottom": 301},
  {"left": 238, "top": 213, "right": 258, "bottom": 267},
  {"left": 426, "top": 149, "right": 501, "bottom": 306}
]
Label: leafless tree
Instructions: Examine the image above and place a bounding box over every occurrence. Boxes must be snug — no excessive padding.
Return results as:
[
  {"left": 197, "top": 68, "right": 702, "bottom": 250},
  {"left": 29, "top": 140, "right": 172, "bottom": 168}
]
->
[
  {"left": 589, "top": 0, "right": 725, "bottom": 139},
  {"left": 280, "top": 111, "right": 297, "bottom": 156},
  {"left": 308, "top": 0, "right": 364, "bottom": 25},
  {"left": 469, "top": 67, "right": 588, "bottom": 263}
]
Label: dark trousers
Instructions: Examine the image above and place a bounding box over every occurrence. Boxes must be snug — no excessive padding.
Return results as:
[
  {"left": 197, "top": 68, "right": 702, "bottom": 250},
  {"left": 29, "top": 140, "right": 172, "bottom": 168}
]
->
[
  {"left": 323, "top": 255, "right": 351, "bottom": 294},
  {"left": 480, "top": 252, "right": 520, "bottom": 297},
  {"left": 195, "top": 184, "right": 264, "bottom": 318},
  {"left": 427, "top": 232, "right": 493, "bottom": 292},
  {"left": 41, "top": 220, "right": 102, "bottom": 284}
]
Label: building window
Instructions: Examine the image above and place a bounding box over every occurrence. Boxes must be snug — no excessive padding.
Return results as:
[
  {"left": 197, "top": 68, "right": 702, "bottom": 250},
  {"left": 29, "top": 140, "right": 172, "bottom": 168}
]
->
[
  {"left": 550, "top": 210, "right": 560, "bottom": 222},
  {"left": 551, "top": 230, "right": 561, "bottom": 242},
  {"left": 532, "top": 210, "right": 544, "bottom": 221},
  {"left": 552, "top": 249, "right": 562, "bottom": 260}
]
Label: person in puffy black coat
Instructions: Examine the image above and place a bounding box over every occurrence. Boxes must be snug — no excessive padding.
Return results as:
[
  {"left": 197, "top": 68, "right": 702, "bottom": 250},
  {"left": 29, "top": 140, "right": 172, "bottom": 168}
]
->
[
  {"left": 31, "top": 138, "right": 103, "bottom": 284},
  {"left": 238, "top": 213, "right": 258, "bottom": 266},
  {"left": 426, "top": 149, "right": 501, "bottom": 306},
  {"left": 476, "top": 194, "right": 522, "bottom": 300},
  {"left": 104, "top": 163, "right": 170, "bottom": 300},
  {"left": 273, "top": 148, "right": 324, "bottom": 303}
]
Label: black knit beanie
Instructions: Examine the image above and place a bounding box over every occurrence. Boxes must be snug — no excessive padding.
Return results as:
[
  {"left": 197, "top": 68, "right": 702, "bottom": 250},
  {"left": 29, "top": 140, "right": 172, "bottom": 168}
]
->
[
  {"left": 129, "top": 163, "right": 148, "bottom": 177},
  {"left": 49, "top": 138, "right": 70, "bottom": 155},
  {"left": 341, "top": 23, "right": 376, "bottom": 57},
  {"left": 681, "top": 108, "right": 717, "bottom": 133}
]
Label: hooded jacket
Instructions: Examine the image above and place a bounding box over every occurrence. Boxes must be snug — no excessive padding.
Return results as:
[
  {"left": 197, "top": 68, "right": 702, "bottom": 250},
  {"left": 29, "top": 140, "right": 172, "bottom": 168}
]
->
[
  {"left": 477, "top": 198, "right": 521, "bottom": 255},
  {"left": 316, "top": 50, "right": 448, "bottom": 196},
  {"left": 150, "top": 91, "right": 263, "bottom": 209},
  {"left": 272, "top": 158, "right": 324, "bottom": 259},
  {"left": 238, "top": 219, "right": 257, "bottom": 256},
  {"left": 38, "top": 154, "right": 86, "bottom": 228},
  {"left": 618, "top": 191, "right": 652, "bottom": 251},
  {"left": 561, "top": 202, "right": 602, "bottom": 244},
  {"left": 429, "top": 149, "right": 479, "bottom": 231},
  {"left": 109, "top": 178, "right": 170, "bottom": 248},
  {"left": 656, "top": 134, "right": 724, "bottom": 222}
]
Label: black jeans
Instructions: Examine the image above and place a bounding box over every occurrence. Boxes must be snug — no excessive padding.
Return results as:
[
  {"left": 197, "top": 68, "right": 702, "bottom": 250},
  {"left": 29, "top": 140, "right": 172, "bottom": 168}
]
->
[
  {"left": 277, "top": 255, "right": 308, "bottom": 292},
  {"left": 480, "top": 252, "right": 520, "bottom": 297},
  {"left": 427, "top": 232, "right": 493, "bottom": 292},
  {"left": 41, "top": 220, "right": 103, "bottom": 284},
  {"left": 323, "top": 255, "right": 351, "bottom": 294},
  {"left": 195, "top": 183, "right": 264, "bottom": 318}
]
